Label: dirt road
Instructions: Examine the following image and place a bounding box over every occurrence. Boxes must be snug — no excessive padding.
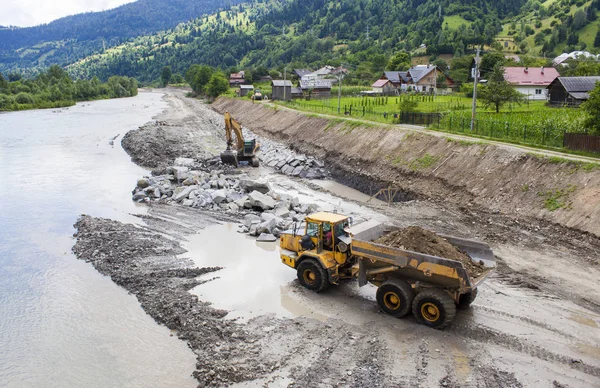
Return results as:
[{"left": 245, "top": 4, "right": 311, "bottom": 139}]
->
[{"left": 74, "top": 90, "right": 600, "bottom": 387}]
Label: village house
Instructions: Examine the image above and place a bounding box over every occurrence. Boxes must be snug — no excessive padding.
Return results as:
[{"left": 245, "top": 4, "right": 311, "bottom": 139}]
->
[
  {"left": 547, "top": 76, "right": 600, "bottom": 106},
  {"left": 371, "top": 79, "right": 395, "bottom": 95},
  {"left": 503, "top": 67, "right": 560, "bottom": 100},
  {"left": 380, "top": 65, "right": 451, "bottom": 93},
  {"left": 408, "top": 65, "right": 452, "bottom": 93},
  {"left": 237, "top": 84, "right": 254, "bottom": 97},
  {"left": 271, "top": 80, "right": 293, "bottom": 101},
  {"left": 229, "top": 71, "right": 245, "bottom": 86}
]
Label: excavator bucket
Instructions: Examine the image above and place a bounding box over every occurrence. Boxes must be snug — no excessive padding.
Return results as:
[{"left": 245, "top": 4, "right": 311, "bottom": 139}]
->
[{"left": 220, "top": 150, "right": 238, "bottom": 167}]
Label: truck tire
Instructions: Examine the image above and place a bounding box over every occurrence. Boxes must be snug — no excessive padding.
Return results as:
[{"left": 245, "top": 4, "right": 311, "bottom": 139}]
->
[
  {"left": 457, "top": 288, "right": 478, "bottom": 310},
  {"left": 297, "top": 259, "right": 329, "bottom": 293},
  {"left": 376, "top": 279, "right": 414, "bottom": 318},
  {"left": 412, "top": 289, "right": 456, "bottom": 330},
  {"left": 251, "top": 157, "right": 260, "bottom": 167}
]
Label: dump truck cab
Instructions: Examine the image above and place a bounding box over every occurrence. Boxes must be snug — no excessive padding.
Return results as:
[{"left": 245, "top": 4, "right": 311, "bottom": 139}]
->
[{"left": 280, "top": 212, "right": 355, "bottom": 291}]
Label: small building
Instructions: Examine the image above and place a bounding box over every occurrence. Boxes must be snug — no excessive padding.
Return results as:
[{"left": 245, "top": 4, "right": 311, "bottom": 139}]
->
[
  {"left": 271, "top": 80, "right": 293, "bottom": 101},
  {"left": 371, "top": 79, "right": 395, "bottom": 95},
  {"left": 300, "top": 79, "right": 332, "bottom": 98},
  {"left": 238, "top": 84, "right": 254, "bottom": 97},
  {"left": 547, "top": 76, "right": 600, "bottom": 106},
  {"left": 291, "top": 87, "right": 304, "bottom": 99},
  {"left": 504, "top": 67, "right": 560, "bottom": 100},
  {"left": 229, "top": 71, "right": 245, "bottom": 86}
]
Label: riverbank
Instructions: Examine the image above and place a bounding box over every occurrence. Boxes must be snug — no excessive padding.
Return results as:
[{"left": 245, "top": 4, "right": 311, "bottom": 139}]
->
[
  {"left": 72, "top": 90, "right": 600, "bottom": 387},
  {"left": 213, "top": 97, "right": 600, "bottom": 238}
]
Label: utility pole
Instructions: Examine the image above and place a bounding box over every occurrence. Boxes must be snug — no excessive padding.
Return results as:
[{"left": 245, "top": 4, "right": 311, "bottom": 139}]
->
[
  {"left": 337, "top": 66, "right": 344, "bottom": 114},
  {"left": 284, "top": 67, "right": 287, "bottom": 101},
  {"left": 470, "top": 47, "right": 480, "bottom": 133}
]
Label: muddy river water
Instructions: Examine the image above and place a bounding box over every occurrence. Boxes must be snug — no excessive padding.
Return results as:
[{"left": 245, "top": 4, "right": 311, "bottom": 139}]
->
[{"left": 0, "top": 93, "right": 197, "bottom": 388}]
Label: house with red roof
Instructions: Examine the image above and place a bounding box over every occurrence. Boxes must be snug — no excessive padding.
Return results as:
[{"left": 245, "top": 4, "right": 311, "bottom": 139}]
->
[
  {"left": 503, "top": 67, "right": 560, "bottom": 100},
  {"left": 371, "top": 78, "right": 394, "bottom": 95}
]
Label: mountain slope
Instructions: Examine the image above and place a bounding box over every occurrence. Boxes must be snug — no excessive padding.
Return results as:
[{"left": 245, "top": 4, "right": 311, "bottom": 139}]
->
[
  {"left": 0, "top": 0, "right": 243, "bottom": 73},
  {"left": 67, "top": 0, "right": 528, "bottom": 82}
]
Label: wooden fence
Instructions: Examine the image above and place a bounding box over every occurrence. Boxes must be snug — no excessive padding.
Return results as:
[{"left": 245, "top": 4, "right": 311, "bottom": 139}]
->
[{"left": 564, "top": 133, "right": 600, "bottom": 153}]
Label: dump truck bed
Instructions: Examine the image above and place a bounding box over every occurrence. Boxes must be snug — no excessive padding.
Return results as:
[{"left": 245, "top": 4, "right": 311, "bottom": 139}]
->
[{"left": 348, "top": 220, "right": 495, "bottom": 293}]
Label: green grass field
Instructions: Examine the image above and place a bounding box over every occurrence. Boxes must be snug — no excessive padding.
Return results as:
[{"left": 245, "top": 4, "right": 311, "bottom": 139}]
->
[{"left": 275, "top": 93, "right": 587, "bottom": 149}]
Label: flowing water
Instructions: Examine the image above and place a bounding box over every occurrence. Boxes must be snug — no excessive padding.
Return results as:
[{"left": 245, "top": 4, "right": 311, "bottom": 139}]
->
[{"left": 0, "top": 93, "right": 197, "bottom": 388}]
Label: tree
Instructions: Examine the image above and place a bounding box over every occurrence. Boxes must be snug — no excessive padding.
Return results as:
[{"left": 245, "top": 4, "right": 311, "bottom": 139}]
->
[
  {"left": 161, "top": 66, "right": 172, "bottom": 87},
  {"left": 581, "top": 82, "right": 600, "bottom": 135},
  {"left": 186, "top": 65, "right": 214, "bottom": 94},
  {"left": 594, "top": 29, "right": 600, "bottom": 48},
  {"left": 206, "top": 72, "right": 229, "bottom": 98},
  {"left": 0, "top": 73, "right": 7, "bottom": 90},
  {"left": 478, "top": 63, "right": 526, "bottom": 113},
  {"left": 386, "top": 51, "right": 411, "bottom": 71}
]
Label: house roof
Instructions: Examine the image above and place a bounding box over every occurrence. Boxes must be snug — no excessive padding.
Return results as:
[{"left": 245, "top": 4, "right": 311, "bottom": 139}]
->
[
  {"left": 372, "top": 79, "right": 391, "bottom": 88},
  {"left": 504, "top": 67, "right": 559, "bottom": 86},
  {"left": 291, "top": 87, "right": 303, "bottom": 94},
  {"left": 555, "top": 76, "right": 600, "bottom": 92},
  {"left": 272, "top": 80, "right": 293, "bottom": 87},
  {"left": 384, "top": 71, "right": 400, "bottom": 83},
  {"left": 408, "top": 65, "right": 437, "bottom": 83},
  {"left": 569, "top": 92, "right": 591, "bottom": 100},
  {"left": 240, "top": 85, "right": 254, "bottom": 89},
  {"left": 230, "top": 71, "right": 245, "bottom": 79},
  {"left": 553, "top": 51, "right": 599, "bottom": 66},
  {"left": 293, "top": 69, "right": 312, "bottom": 78},
  {"left": 399, "top": 71, "right": 411, "bottom": 83}
]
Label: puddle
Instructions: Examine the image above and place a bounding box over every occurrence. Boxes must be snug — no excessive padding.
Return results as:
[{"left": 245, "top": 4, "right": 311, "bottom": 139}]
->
[
  {"left": 312, "top": 180, "right": 385, "bottom": 205},
  {"left": 182, "top": 224, "right": 319, "bottom": 321}
]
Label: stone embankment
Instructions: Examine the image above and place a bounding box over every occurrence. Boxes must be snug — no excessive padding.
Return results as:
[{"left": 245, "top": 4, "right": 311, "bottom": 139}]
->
[
  {"left": 132, "top": 157, "right": 320, "bottom": 240},
  {"left": 257, "top": 136, "right": 327, "bottom": 179}
]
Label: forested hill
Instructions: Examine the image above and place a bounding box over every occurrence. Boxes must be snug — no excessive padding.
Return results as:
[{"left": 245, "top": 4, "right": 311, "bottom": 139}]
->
[
  {"left": 66, "top": 0, "right": 527, "bottom": 82},
  {"left": 0, "top": 0, "right": 243, "bottom": 73}
]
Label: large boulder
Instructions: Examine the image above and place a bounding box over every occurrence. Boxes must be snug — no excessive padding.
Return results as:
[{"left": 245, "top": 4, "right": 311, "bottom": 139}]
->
[
  {"left": 173, "top": 185, "right": 197, "bottom": 202},
  {"left": 242, "top": 214, "right": 261, "bottom": 228},
  {"left": 247, "top": 190, "right": 276, "bottom": 210},
  {"left": 174, "top": 157, "right": 195, "bottom": 167},
  {"left": 211, "top": 189, "right": 227, "bottom": 204},
  {"left": 239, "top": 178, "right": 270, "bottom": 194}
]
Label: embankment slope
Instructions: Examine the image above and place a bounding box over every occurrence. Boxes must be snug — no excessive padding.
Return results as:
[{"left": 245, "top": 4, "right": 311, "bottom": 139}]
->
[{"left": 212, "top": 98, "right": 600, "bottom": 237}]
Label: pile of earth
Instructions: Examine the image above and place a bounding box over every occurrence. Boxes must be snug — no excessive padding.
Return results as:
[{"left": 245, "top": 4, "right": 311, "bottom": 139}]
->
[{"left": 374, "top": 226, "right": 485, "bottom": 277}]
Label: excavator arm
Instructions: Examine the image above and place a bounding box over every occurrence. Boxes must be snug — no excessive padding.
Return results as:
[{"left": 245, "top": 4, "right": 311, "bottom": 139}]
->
[
  {"left": 221, "top": 112, "right": 260, "bottom": 167},
  {"left": 224, "top": 111, "right": 245, "bottom": 152}
]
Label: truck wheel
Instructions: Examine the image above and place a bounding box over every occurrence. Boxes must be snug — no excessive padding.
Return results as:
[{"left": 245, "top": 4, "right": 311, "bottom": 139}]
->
[
  {"left": 457, "top": 288, "right": 478, "bottom": 310},
  {"left": 297, "top": 259, "right": 329, "bottom": 293},
  {"left": 412, "top": 289, "right": 456, "bottom": 330},
  {"left": 376, "top": 279, "right": 414, "bottom": 318},
  {"left": 251, "top": 157, "right": 260, "bottom": 167}
]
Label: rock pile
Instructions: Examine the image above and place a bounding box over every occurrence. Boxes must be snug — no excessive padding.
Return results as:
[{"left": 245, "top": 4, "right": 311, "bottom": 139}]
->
[
  {"left": 132, "top": 157, "right": 321, "bottom": 237},
  {"left": 257, "top": 136, "right": 327, "bottom": 179}
]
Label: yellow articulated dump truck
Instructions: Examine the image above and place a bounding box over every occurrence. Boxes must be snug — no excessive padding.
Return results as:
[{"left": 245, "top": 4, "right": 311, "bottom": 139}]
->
[{"left": 279, "top": 212, "right": 496, "bottom": 329}]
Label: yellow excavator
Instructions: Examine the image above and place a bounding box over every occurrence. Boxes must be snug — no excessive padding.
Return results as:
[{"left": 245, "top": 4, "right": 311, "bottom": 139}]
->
[{"left": 220, "top": 112, "right": 260, "bottom": 167}]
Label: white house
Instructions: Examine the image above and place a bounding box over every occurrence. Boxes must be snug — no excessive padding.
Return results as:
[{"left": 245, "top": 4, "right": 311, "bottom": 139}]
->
[{"left": 503, "top": 67, "right": 560, "bottom": 100}]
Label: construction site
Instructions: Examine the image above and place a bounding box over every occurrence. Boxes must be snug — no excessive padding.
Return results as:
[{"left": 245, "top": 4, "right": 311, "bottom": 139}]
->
[{"left": 72, "top": 89, "right": 600, "bottom": 387}]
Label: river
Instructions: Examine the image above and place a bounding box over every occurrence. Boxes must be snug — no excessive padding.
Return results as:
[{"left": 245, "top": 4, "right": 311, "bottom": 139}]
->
[{"left": 0, "top": 92, "right": 197, "bottom": 388}]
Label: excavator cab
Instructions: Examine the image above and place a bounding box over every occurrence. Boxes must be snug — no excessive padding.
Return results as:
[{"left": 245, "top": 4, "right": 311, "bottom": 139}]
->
[{"left": 220, "top": 112, "right": 260, "bottom": 167}]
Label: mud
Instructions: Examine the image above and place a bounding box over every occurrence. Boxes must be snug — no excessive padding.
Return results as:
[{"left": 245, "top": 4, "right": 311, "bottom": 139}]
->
[
  {"left": 375, "top": 226, "right": 485, "bottom": 277},
  {"left": 71, "top": 90, "right": 600, "bottom": 388}
]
